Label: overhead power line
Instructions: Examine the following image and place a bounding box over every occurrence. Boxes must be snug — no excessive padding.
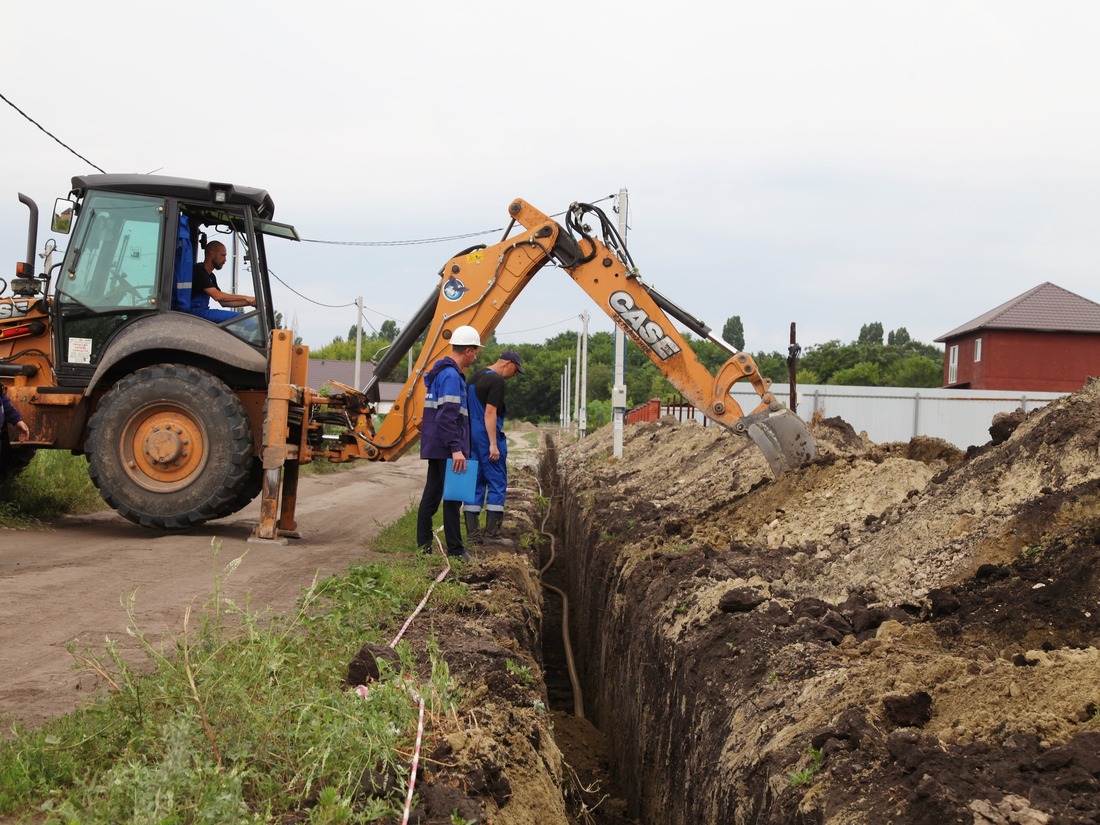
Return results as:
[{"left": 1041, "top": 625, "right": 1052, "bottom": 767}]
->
[
  {"left": 302, "top": 229, "right": 504, "bottom": 247},
  {"left": 4, "top": 93, "right": 616, "bottom": 252},
  {"left": 298, "top": 195, "right": 617, "bottom": 249},
  {"left": 1, "top": 90, "right": 105, "bottom": 173},
  {"left": 5, "top": 90, "right": 620, "bottom": 334},
  {"left": 497, "top": 315, "right": 582, "bottom": 336},
  {"left": 267, "top": 268, "right": 356, "bottom": 309}
]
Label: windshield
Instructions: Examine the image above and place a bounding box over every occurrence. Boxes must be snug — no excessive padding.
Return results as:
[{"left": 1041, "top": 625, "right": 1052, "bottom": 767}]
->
[{"left": 58, "top": 191, "right": 164, "bottom": 311}]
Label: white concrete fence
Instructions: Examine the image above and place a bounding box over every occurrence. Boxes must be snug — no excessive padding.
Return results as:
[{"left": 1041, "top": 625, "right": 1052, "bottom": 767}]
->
[{"left": 676, "top": 384, "right": 1067, "bottom": 450}]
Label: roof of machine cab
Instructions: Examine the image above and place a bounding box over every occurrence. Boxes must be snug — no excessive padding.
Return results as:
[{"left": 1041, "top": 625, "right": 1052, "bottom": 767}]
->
[{"left": 69, "top": 174, "right": 276, "bottom": 218}]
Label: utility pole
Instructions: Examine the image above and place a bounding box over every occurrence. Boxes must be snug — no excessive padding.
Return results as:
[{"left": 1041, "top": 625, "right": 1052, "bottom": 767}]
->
[
  {"left": 788, "top": 322, "right": 801, "bottom": 414},
  {"left": 559, "top": 369, "right": 564, "bottom": 430},
  {"left": 579, "top": 311, "right": 589, "bottom": 438},
  {"left": 612, "top": 188, "right": 629, "bottom": 458},
  {"left": 354, "top": 297, "right": 363, "bottom": 388},
  {"left": 573, "top": 329, "right": 582, "bottom": 438},
  {"left": 564, "top": 358, "right": 571, "bottom": 433},
  {"left": 230, "top": 232, "right": 239, "bottom": 293}
]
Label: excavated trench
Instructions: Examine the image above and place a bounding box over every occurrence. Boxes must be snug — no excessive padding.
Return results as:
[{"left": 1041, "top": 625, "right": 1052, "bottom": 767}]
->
[
  {"left": 535, "top": 440, "right": 820, "bottom": 823},
  {"left": 535, "top": 437, "right": 740, "bottom": 824},
  {"left": 522, "top": 393, "right": 1100, "bottom": 825}
]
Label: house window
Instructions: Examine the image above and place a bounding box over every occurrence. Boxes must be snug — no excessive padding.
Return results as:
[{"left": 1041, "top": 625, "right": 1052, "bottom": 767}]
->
[
  {"left": 974, "top": 338, "right": 982, "bottom": 363},
  {"left": 948, "top": 345, "right": 958, "bottom": 384}
]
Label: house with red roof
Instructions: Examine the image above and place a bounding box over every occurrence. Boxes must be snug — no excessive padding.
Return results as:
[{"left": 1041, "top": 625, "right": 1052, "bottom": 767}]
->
[{"left": 935, "top": 282, "right": 1100, "bottom": 391}]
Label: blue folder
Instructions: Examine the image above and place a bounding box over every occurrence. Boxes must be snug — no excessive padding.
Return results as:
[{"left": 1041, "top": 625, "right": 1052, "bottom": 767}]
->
[{"left": 443, "top": 459, "right": 478, "bottom": 502}]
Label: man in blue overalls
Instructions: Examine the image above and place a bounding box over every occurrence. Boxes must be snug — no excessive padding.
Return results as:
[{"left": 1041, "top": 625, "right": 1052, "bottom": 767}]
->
[{"left": 464, "top": 350, "right": 524, "bottom": 545}]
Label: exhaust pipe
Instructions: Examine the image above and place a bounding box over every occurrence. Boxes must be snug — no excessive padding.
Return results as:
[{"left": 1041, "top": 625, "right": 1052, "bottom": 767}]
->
[{"left": 17, "top": 194, "right": 38, "bottom": 279}]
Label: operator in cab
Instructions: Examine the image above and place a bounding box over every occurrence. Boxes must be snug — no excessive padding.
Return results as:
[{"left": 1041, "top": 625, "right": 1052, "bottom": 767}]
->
[{"left": 191, "top": 241, "right": 257, "bottom": 320}]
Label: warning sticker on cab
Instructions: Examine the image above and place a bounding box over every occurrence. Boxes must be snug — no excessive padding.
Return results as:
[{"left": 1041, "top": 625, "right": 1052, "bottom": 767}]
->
[{"left": 68, "top": 337, "right": 93, "bottom": 364}]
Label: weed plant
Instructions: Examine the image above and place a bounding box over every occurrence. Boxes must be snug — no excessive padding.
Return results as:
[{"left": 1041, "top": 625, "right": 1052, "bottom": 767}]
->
[
  {"left": 787, "top": 745, "right": 825, "bottom": 787},
  {"left": 505, "top": 659, "right": 535, "bottom": 686},
  {"left": 0, "top": 510, "right": 468, "bottom": 823},
  {"left": 0, "top": 451, "right": 104, "bottom": 528}
]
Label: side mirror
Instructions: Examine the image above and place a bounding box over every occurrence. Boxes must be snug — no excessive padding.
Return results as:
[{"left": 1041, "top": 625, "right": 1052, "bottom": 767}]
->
[{"left": 52, "top": 198, "right": 75, "bottom": 234}]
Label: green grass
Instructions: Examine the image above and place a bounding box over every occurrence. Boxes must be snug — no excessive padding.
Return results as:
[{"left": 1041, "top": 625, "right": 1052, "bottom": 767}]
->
[
  {"left": 298, "top": 454, "right": 364, "bottom": 477},
  {"left": 0, "top": 451, "right": 105, "bottom": 528},
  {"left": 0, "top": 512, "right": 470, "bottom": 823}
]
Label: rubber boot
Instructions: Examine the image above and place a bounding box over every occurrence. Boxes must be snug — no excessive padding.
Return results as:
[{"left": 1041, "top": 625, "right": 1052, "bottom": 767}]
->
[
  {"left": 464, "top": 511, "right": 484, "bottom": 546},
  {"left": 484, "top": 511, "right": 514, "bottom": 547}
]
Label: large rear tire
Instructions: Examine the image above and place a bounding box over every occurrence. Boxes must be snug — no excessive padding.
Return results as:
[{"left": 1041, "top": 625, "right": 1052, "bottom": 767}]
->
[{"left": 86, "top": 364, "right": 254, "bottom": 529}]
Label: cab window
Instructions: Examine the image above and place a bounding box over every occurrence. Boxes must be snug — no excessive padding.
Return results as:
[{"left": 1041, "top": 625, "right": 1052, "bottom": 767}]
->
[{"left": 60, "top": 191, "right": 163, "bottom": 311}]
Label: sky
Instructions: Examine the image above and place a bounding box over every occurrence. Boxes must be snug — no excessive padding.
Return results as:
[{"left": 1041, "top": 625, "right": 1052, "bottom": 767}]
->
[{"left": 3, "top": 1, "right": 1100, "bottom": 356}]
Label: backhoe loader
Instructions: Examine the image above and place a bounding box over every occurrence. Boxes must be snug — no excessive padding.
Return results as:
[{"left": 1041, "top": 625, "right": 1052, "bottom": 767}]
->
[
  {"left": 1, "top": 175, "right": 295, "bottom": 528},
  {"left": 1, "top": 177, "right": 814, "bottom": 539}
]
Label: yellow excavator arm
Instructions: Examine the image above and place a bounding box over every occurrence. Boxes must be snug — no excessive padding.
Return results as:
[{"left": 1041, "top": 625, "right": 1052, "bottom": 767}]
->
[
  {"left": 253, "top": 198, "right": 815, "bottom": 542},
  {"left": 359, "top": 197, "right": 813, "bottom": 467}
]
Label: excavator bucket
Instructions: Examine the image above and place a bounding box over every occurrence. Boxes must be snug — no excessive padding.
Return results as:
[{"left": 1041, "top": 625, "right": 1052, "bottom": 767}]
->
[{"left": 745, "top": 409, "right": 817, "bottom": 477}]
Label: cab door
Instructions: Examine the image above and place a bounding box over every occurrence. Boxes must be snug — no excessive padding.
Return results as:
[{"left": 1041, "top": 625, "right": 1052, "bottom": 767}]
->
[{"left": 55, "top": 190, "right": 165, "bottom": 386}]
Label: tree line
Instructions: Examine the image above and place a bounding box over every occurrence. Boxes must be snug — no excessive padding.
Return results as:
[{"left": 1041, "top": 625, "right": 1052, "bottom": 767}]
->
[{"left": 309, "top": 317, "right": 943, "bottom": 426}]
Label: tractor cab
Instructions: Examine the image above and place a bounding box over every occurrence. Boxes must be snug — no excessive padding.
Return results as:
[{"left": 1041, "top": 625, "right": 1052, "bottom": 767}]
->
[{"left": 49, "top": 174, "right": 299, "bottom": 388}]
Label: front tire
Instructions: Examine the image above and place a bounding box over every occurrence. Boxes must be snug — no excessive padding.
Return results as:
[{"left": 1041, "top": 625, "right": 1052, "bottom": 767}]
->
[{"left": 86, "top": 364, "right": 253, "bottom": 529}]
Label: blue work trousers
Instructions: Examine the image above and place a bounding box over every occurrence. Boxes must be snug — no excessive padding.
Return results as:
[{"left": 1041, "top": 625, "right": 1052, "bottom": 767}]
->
[{"left": 467, "top": 427, "right": 508, "bottom": 513}]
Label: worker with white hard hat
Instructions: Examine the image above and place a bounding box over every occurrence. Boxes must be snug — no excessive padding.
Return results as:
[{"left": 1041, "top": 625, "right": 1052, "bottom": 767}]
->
[{"left": 416, "top": 325, "right": 482, "bottom": 561}]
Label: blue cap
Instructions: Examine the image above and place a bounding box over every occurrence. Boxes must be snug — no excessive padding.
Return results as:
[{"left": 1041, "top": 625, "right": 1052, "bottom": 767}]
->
[{"left": 501, "top": 350, "right": 525, "bottom": 374}]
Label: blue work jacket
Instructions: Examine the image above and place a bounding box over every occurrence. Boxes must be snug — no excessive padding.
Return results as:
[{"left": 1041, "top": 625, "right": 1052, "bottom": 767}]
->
[{"left": 420, "top": 357, "right": 470, "bottom": 459}]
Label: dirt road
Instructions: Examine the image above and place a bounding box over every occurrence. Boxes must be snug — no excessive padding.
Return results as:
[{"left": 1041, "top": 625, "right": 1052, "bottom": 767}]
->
[{"left": 0, "top": 457, "right": 425, "bottom": 730}]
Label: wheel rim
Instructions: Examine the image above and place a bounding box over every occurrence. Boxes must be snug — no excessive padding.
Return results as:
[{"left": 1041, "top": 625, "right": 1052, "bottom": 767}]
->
[{"left": 119, "top": 403, "right": 209, "bottom": 492}]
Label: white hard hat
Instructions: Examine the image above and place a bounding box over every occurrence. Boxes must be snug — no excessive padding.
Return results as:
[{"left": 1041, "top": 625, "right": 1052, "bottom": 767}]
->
[{"left": 450, "top": 325, "right": 482, "bottom": 347}]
